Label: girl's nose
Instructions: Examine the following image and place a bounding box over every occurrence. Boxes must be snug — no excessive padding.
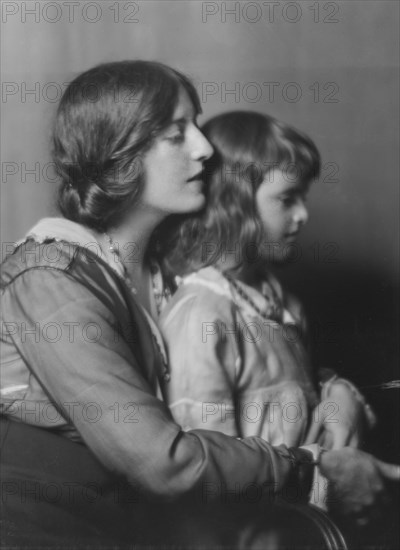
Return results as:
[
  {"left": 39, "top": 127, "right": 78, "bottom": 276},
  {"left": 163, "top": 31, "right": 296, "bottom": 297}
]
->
[{"left": 293, "top": 200, "right": 309, "bottom": 226}]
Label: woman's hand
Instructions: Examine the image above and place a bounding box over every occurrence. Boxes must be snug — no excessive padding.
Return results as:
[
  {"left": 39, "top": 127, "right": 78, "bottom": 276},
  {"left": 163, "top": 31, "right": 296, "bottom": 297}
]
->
[
  {"left": 306, "top": 381, "right": 370, "bottom": 450},
  {"left": 319, "top": 447, "right": 400, "bottom": 525}
]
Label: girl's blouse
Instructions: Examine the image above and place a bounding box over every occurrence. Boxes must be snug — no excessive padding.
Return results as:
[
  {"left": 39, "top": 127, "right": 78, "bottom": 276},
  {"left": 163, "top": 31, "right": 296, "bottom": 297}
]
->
[{"left": 160, "top": 266, "right": 319, "bottom": 447}]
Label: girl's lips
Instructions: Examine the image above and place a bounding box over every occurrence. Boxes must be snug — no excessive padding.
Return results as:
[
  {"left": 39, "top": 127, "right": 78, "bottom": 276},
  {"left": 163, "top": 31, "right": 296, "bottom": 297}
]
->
[{"left": 284, "top": 232, "right": 300, "bottom": 243}]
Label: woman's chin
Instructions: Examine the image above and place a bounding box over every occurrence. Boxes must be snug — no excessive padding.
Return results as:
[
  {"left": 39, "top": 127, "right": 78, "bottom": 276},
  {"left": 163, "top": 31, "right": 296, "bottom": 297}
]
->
[{"left": 181, "top": 192, "right": 206, "bottom": 213}]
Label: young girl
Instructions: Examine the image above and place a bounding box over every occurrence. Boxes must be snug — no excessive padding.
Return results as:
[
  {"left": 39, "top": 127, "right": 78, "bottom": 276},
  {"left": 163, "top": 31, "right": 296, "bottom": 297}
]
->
[{"left": 159, "top": 111, "right": 375, "bottom": 450}]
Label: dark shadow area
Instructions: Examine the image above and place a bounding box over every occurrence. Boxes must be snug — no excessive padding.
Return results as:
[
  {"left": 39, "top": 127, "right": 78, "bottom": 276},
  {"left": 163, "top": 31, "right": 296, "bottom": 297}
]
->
[
  {"left": 277, "top": 260, "right": 399, "bottom": 549},
  {"left": 277, "top": 260, "right": 399, "bottom": 460}
]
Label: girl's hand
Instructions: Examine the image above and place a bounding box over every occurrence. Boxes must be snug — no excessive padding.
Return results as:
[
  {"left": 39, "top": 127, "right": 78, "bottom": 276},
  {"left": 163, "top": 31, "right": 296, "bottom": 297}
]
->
[{"left": 305, "top": 381, "right": 367, "bottom": 449}]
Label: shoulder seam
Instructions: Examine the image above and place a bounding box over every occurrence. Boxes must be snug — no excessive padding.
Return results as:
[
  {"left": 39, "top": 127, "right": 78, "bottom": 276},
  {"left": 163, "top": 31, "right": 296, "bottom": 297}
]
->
[{"left": 1, "top": 263, "right": 77, "bottom": 294}]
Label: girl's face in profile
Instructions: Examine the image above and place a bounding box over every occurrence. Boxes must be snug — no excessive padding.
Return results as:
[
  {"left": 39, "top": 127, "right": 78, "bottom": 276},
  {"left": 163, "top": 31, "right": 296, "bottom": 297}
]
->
[
  {"left": 139, "top": 88, "right": 213, "bottom": 217},
  {"left": 256, "top": 168, "right": 309, "bottom": 263}
]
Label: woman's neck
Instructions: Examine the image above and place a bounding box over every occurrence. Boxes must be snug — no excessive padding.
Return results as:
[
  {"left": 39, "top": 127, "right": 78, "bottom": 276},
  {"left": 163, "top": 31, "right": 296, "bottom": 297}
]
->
[{"left": 99, "top": 208, "right": 164, "bottom": 315}]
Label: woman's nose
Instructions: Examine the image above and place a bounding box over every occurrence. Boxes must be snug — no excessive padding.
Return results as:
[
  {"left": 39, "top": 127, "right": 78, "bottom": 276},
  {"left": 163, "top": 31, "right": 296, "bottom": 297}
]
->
[{"left": 191, "top": 126, "right": 214, "bottom": 161}]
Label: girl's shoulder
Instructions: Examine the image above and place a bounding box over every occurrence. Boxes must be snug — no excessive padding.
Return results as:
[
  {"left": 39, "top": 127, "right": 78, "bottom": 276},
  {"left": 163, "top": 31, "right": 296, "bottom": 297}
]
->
[
  {"left": 175, "top": 266, "right": 232, "bottom": 298},
  {"left": 160, "top": 266, "right": 236, "bottom": 326}
]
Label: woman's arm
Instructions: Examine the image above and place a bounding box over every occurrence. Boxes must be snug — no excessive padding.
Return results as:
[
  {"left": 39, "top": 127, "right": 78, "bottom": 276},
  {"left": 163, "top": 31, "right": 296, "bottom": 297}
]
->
[
  {"left": 2, "top": 267, "right": 304, "bottom": 501},
  {"left": 3, "top": 267, "right": 398, "bottom": 521}
]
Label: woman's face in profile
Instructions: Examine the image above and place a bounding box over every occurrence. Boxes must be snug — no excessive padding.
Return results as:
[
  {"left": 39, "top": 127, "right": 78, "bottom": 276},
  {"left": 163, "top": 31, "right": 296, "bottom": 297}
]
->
[{"left": 139, "top": 87, "right": 213, "bottom": 216}]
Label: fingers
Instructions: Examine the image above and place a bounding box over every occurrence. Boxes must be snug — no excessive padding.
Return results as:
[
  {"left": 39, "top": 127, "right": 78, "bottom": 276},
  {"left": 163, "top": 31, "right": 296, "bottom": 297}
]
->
[
  {"left": 355, "top": 516, "right": 370, "bottom": 528},
  {"left": 376, "top": 460, "right": 400, "bottom": 481},
  {"left": 351, "top": 479, "right": 393, "bottom": 528}
]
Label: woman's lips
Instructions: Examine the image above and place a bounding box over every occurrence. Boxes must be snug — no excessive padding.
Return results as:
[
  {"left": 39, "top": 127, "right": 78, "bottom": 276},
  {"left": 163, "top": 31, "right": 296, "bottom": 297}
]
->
[{"left": 187, "top": 171, "right": 204, "bottom": 182}]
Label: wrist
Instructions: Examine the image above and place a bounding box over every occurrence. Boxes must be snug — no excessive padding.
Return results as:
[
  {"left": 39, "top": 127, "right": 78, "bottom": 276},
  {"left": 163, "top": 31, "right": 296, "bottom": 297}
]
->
[
  {"left": 285, "top": 447, "right": 315, "bottom": 497},
  {"left": 299, "top": 445, "right": 330, "bottom": 509}
]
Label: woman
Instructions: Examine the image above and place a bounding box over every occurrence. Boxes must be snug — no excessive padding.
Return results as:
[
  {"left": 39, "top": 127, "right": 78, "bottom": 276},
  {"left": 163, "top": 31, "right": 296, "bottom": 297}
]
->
[
  {"left": 159, "top": 111, "right": 375, "bottom": 451},
  {"left": 1, "top": 63, "right": 398, "bottom": 548}
]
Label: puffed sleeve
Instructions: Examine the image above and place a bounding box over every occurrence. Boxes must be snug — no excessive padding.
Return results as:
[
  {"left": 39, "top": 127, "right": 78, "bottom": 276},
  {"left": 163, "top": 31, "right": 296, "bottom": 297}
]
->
[{"left": 2, "top": 267, "right": 313, "bottom": 502}]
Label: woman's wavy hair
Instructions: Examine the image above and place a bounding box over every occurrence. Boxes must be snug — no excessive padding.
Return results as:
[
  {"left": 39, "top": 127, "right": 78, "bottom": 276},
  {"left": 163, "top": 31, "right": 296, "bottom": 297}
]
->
[
  {"left": 54, "top": 60, "right": 200, "bottom": 232},
  {"left": 159, "top": 110, "right": 320, "bottom": 283}
]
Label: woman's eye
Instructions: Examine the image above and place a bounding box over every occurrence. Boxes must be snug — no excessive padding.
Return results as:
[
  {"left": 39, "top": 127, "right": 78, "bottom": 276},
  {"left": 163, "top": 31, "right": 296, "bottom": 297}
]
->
[
  {"left": 167, "top": 132, "right": 185, "bottom": 144},
  {"left": 164, "top": 122, "right": 186, "bottom": 144}
]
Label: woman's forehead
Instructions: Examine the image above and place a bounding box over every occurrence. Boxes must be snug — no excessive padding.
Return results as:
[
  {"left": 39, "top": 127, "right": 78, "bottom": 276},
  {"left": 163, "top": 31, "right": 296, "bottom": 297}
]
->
[{"left": 170, "top": 88, "right": 197, "bottom": 123}]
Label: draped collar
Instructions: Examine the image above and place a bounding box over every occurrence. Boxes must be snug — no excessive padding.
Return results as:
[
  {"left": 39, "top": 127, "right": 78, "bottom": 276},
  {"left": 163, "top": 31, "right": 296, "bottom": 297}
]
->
[{"left": 22, "top": 217, "right": 125, "bottom": 279}]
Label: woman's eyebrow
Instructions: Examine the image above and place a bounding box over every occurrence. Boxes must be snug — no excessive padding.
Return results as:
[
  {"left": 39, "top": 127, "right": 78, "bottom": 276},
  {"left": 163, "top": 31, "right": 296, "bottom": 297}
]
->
[
  {"left": 170, "top": 110, "right": 197, "bottom": 125},
  {"left": 164, "top": 118, "right": 187, "bottom": 132},
  {"left": 170, "top": 117, "right": 187, "bottom": 125}
]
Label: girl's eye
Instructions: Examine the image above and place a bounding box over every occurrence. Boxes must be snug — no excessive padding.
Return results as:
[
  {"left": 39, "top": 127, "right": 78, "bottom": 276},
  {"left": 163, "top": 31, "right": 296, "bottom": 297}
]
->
[{"left": 280, "top": 196, "right": 295, "bottom": 207}]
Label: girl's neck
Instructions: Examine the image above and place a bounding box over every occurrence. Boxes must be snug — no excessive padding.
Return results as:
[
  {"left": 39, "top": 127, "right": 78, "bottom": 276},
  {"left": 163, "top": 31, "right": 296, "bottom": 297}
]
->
[{"left": 220, "top": 260, "right": 269, "bottom": 293}]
